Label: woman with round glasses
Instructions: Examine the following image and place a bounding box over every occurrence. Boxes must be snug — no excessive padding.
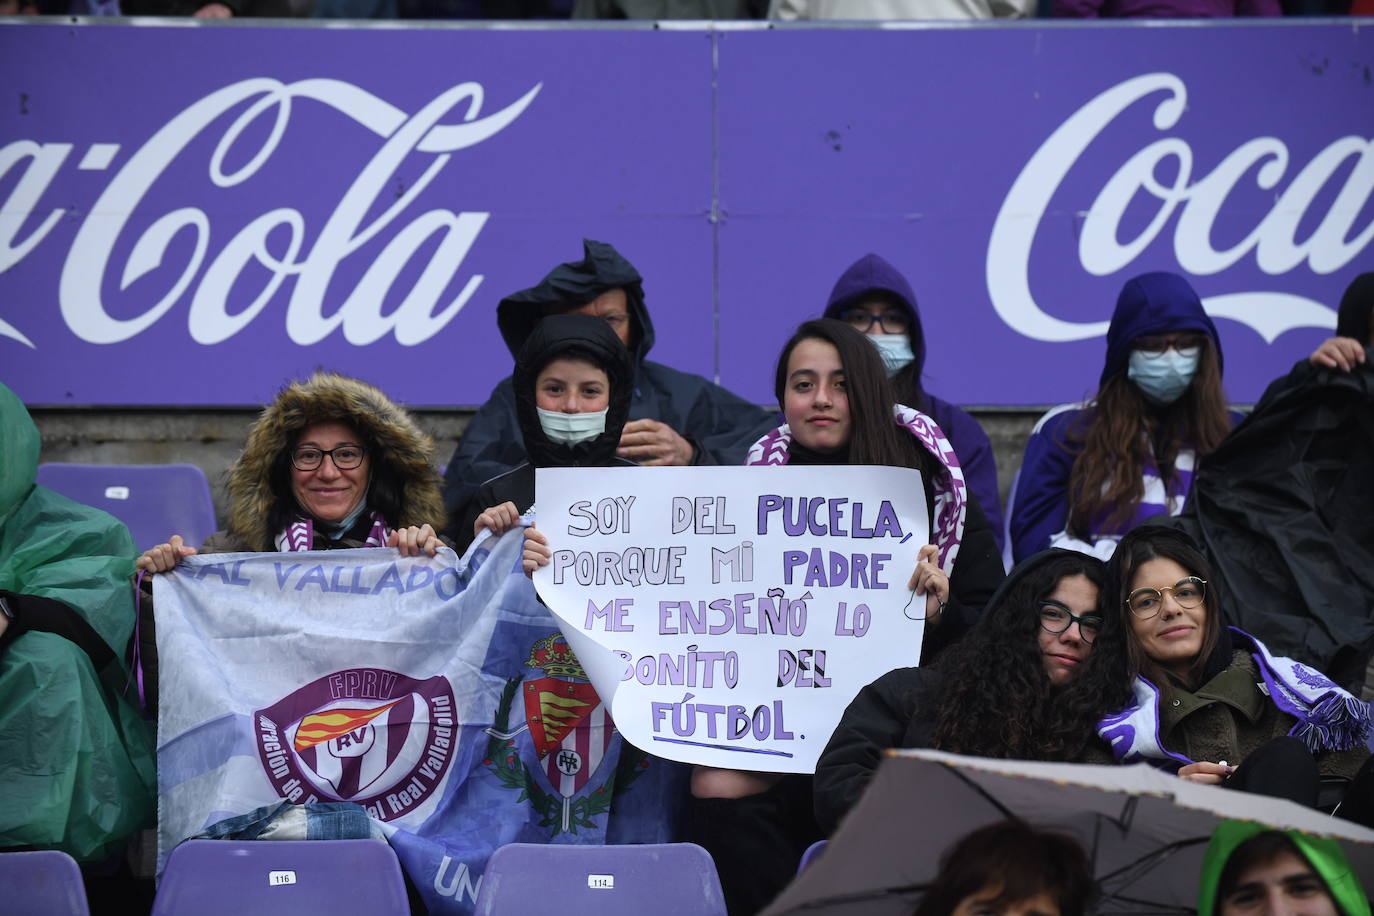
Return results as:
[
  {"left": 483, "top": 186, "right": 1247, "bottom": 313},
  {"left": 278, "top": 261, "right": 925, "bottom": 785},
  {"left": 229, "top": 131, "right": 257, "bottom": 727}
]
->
[
  {"left": 1009, "top": 272, "right": 1238, "bottom": 564},
  {"left": 822, "top": 253, "right": 1004, "bottom": 551},
  {"left": 134, "top": 372, "right": 448, "bottom": 712},
  {"left": 1096, "top": 526, "right": 1374, "bottom": 813},
  {"left": 815, "top": 548, "right": 1128, "bottom": 837}
]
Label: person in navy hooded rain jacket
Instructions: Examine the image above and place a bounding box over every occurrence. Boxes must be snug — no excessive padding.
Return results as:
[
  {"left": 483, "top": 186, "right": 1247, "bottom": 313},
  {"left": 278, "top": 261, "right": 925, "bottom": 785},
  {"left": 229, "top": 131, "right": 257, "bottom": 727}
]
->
[
  {"left": 440, "top": 240, "right": 777, "bottom": 526},
  {"left": 1009, "top": 271, "right": 1237, "bottom": 564},
  {"left": 823, "top": 253, "right": 1005, "bottom": 551}
]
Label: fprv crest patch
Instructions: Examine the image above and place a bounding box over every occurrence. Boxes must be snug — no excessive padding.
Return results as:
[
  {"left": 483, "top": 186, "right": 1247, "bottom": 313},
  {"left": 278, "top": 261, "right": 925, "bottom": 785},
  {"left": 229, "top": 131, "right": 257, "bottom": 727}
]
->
[{"left": 254, "top": 668, "right": 456, "bottom": 821}]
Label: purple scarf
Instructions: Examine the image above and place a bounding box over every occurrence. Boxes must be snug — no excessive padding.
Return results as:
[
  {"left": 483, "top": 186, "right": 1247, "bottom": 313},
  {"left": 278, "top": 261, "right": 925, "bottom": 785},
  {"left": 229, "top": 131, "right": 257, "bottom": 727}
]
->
[
  {"left": 744, "top": 403, "right": 967, "bottom": 575},
  {"left": 274, "top": 513, "right": 391, "bottom": 553}
]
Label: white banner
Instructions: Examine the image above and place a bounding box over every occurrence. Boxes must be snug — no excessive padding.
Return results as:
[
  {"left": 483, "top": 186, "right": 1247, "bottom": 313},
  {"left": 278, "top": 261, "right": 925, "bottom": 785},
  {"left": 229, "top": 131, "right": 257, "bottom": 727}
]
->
[{"left": 533, "top": 465, "right": 928, "bottom": 774}]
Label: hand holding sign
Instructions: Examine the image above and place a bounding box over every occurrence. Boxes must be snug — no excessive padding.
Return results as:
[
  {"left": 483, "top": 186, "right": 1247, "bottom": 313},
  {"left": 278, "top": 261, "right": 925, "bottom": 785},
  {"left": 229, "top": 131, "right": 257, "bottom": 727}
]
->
[{"left": 531, "top": 465, "right": 929, "bottom": 774}]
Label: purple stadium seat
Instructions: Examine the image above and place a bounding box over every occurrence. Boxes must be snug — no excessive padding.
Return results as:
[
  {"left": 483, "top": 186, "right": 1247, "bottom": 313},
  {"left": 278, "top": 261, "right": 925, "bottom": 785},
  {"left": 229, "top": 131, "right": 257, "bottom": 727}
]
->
[
  {"left": 150, "top": 840, "right": 408, "bottom": 916},
  {"left": 797, "top": 838, "right": 827, "bottom": 873},
  {"left": 0, "top": 850, "right": 90, "bottom": 916},
  {"left": 36, "top": 463, "right": 217, "bottom": 552},
  {"left": 476, "top": 843, "right": 727, "bottom": 916}
]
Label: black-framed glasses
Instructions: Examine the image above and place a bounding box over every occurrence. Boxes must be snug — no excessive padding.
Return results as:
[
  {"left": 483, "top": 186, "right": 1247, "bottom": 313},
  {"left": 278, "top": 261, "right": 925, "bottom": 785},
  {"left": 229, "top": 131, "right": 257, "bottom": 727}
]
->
[
  {"left": 1125, "top": 577, "right": 1207, "bottom": 619},
  {"left": 1038, "top": 603, "right": 1103, "bottom": 644},
  {"left": 1133, "top": 334, "right": 1204, "bottom": 359},
  {"left": 838, "top": 308, "right": 909, "bottom": 335},
  {"left": 291, "top": 445, "right": 366, "bottom": 472}
]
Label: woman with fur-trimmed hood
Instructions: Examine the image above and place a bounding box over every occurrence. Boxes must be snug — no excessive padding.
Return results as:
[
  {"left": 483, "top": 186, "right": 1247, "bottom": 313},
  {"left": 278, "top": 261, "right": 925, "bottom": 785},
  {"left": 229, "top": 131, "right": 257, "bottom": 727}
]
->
[{"left": 135, "top": 372, "right": 448, "bottom": 712}]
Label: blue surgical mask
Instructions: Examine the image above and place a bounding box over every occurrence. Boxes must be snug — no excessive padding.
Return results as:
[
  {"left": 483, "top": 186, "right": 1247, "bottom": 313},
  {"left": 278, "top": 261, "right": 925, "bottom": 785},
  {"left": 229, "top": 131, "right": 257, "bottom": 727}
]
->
[
  {"left": 537, "top": 407, "right": 608, "bottom": 445},
  {"left": 1128, "top": 348, "right": 1200, "bottom": 405},
  {"left": 869, "top": 334, "right": 914, "bottom": 376}
]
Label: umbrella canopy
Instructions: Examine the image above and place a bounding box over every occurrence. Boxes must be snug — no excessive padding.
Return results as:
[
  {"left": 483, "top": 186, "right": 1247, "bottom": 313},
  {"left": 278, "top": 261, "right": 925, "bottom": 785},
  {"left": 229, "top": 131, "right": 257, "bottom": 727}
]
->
[{"left": 764, "top": 750, "right": 1374, "bottom": 915}]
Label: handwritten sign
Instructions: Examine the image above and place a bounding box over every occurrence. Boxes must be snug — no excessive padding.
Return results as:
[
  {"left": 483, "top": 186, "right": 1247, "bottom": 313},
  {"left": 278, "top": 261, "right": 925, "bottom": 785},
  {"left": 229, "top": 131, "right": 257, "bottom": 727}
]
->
[{"left": 532, "top": 466, "right": 928, "bottom": 774}]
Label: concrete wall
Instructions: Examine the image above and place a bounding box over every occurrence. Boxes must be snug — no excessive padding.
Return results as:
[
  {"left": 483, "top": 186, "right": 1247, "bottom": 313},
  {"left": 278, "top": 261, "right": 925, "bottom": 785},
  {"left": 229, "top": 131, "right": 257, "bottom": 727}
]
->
[{"left": 29, "top": 407, "right": 1046, "bottom": 531}]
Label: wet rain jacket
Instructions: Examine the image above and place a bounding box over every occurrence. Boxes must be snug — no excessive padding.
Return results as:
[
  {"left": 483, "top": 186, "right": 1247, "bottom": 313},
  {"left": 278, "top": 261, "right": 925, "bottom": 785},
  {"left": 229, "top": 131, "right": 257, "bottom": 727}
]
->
[
  {"left": 0, "top": 383, "right": 155, "bottom": 861},
  {"left": 1166, "top": 354, "right": 1374, "bottom": 690},
  {"left": 441, "top": 240, "right": 777, "bottom": 519}
]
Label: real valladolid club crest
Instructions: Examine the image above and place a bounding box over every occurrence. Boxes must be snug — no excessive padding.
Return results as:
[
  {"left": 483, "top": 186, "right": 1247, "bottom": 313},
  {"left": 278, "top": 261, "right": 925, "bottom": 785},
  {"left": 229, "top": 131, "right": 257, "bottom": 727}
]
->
[
  {"left": 254, "top": 668, "right": 457, "bottom": 822},
  {"left": 485, "top": 634, "right": 647, "bottom": 836}
]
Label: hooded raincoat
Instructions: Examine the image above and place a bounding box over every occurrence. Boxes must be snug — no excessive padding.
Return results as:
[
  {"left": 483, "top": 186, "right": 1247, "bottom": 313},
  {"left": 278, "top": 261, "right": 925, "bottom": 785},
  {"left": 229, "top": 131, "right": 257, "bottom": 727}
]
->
[
  {"left": 1009, "top": 272, "right": 1236, "bottom": 564},
  {"left": 823, "top": 253, "right": 1004, "bottom": 551},
  {"left": 453, "top": 314, "right": 636, "bottom": 552},
  {"left": 137, "top": 372, "right": 446, "bottom": 715},
  {"left": 1198, "top": 821, "right": 1371, "bottom": 916},
  {"left": 0, "top": 383, "right": 155, "bottom": 861},
  {"left": 440, "top": 240, "right": 778, "bottom": 520}
]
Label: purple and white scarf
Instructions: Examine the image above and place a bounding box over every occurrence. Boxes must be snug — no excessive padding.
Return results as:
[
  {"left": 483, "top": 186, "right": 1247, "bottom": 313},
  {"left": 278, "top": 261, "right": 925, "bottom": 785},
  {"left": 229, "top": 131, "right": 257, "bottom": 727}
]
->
[
  {"left": 745, "top": 403, "right": 967, "bottom": 576},
  {"left": 274, "top": 513, "right": 391, "bottom": 553},
  {"left": 1097, "top": 627, "right": 1371, "bottom": 769}
]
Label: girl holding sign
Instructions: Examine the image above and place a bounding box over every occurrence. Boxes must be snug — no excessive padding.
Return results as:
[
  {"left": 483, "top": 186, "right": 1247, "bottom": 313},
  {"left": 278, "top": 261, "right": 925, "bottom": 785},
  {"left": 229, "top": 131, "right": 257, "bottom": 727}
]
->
[
  {"left": 692, "top": 318, "right": 1005, "bottom": 914},
  {"left": 519, "top": 319, "right": 1006, "bottom": 913}
]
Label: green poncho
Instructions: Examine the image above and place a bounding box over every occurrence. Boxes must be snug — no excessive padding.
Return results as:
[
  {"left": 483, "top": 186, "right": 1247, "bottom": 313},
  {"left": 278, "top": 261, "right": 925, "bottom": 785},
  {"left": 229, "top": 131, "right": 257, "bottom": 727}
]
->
[
  {"left": 1198, "top": 820, "right": 1371, "bottom": 916},
  {"left": 0, "top": 383, "right": 155, "bottom": 862}
]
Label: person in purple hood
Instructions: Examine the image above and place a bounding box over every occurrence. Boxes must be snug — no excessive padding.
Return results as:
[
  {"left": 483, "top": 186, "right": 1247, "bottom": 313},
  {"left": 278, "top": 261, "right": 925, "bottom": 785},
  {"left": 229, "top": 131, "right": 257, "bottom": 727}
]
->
[
  {"left": 1009, "top": 271, "right": 1238, "bottom": 565},
  {"left": 823, "top": 253, "right": 1006, "bottom": 553}
]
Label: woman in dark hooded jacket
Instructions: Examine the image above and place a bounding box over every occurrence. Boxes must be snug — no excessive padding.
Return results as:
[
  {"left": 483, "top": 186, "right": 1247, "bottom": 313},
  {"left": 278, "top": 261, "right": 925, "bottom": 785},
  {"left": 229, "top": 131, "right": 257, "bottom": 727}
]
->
[
  {"left": 823, "top": 253, "right": 1004, "bottom": 551},
  {"left": 1009, "top": 271, "right": 1238, "bottom": 564},
  {"left": 452, "top": 313, "right": 635, "bottom": 553}
]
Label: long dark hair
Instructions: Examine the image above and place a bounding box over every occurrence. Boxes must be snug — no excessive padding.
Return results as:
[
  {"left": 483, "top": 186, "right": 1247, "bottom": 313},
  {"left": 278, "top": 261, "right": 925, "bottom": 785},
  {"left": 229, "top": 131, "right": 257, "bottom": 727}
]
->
[
  {"left": 929, "top": 550, "right": 1130, "bottom": 760},
  {"left": 1067, "top": 336, "right": 1230, "bottom": 539},
  {"left": 1106, "top": 526, "right": 1222, "bottom": 688},
  {"left": 913, "top": 819, "right": 1095, "bottom": 916},
  {"left": 773, "top": 318, "right": 934, "bottom": 474}
]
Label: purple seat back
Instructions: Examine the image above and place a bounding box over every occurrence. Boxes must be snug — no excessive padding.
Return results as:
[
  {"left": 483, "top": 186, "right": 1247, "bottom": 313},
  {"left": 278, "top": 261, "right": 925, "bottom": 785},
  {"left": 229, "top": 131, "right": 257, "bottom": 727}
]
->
[
  {"left": 476, "top": 843, "right": 726, "bottom": 916},
  {"left": 150, "top": 840, "right": 408, "bottom": 916},
  {"left": 0, "top": 850, "right": 90, "bottom": 916},
  {"left": 797, "top": 838, "right": 827, "bottom": 873},
  {"left": 36, "top": 463, "right": 217, "bottom": 552}
]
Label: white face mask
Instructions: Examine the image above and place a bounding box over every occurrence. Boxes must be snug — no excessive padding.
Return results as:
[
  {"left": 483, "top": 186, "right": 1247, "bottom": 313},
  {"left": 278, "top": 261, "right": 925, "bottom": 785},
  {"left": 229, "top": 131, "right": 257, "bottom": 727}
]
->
[
  {"left": 1128, "top": 348, "right": 1200, "bottom": 405},
  {"left": 869, "top": 334, "right": 914, "bottom": 376},
  {"left": 537, "top": 407, "right": 608, "bottom": 445}
]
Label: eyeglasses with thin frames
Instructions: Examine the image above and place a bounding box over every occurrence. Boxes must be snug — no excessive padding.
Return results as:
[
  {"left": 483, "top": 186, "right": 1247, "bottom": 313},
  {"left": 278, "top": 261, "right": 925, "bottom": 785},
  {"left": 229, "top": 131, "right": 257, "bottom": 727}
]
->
[
  {"left": 291, "top": 445, "right": 366, "bottom": 472},
  {"left": 1125, "top": 577, "right": 1207, "bottom": 619}
]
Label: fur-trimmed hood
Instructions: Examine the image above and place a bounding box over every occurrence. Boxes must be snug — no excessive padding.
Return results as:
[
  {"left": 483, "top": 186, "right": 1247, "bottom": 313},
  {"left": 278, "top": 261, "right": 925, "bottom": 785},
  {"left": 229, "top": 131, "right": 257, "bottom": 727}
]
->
[{"left": 225, "top": 372, "right": 445, "bottom": 551}]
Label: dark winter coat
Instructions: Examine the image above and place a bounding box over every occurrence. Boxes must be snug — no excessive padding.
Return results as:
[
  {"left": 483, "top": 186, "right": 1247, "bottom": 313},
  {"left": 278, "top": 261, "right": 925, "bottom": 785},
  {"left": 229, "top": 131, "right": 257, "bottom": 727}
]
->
[
  {"left": 823, "top": 253, "right": 1005, "bottom": 552},
  {"left": 1010, "top": 272, "right": 1234, "bottom": 562},
  {"left": 441, "top": 240, "right": 777, "bottom": 518},
  {"left": 453, "top": 314, "right": 637, "bottom": 552},
  {"left": 813, "top": 547, "right": 1110, "bottom": 835},
  {"left": 1151, "top": 632, "right": 1368, "bottom": 781}
]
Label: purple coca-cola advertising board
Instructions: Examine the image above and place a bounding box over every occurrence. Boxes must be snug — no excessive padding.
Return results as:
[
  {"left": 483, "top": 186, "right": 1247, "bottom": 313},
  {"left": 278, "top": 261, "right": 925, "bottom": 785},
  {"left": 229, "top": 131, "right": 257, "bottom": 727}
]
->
[{"left": 1, "top": 20, "right": 1370, "bottom": 407}]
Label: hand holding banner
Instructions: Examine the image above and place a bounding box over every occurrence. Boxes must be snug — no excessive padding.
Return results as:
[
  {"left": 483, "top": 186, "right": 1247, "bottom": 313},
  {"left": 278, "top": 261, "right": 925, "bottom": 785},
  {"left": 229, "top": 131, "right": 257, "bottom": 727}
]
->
[{"left": 533, "top": 465, "right": 929, "bottom": 774}]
